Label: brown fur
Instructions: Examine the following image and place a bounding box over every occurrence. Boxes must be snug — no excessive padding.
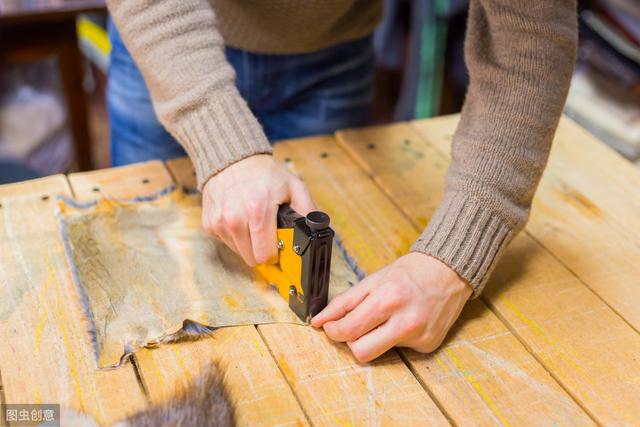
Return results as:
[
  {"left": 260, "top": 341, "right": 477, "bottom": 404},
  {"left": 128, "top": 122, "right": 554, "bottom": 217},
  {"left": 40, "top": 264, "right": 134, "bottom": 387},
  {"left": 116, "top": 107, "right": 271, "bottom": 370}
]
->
[
  {"left": 145, "top": 320, "right": 219, "bottom": 349},
  {"left": 119, "top": 363, "right": 235, "bottom": 427}
]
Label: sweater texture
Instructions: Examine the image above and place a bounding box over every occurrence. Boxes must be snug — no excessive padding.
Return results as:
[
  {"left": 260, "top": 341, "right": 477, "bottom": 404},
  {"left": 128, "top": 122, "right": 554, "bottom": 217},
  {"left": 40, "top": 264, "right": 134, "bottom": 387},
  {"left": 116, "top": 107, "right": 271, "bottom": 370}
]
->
[{"left": 106, "top": 0, "right": 578, "bottom": 295}]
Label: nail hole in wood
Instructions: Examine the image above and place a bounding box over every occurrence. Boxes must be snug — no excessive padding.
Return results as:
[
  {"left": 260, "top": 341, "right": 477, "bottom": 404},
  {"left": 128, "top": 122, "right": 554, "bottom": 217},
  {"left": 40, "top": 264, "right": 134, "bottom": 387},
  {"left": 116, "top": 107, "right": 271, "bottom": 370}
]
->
[
  {"left": 92, "top": 187, "right": 100, "bottom": 192},
  {"left": 284, "top": 157, "right": 292, "bottom": 163},
  {"left": 320, "top": 152, "right": 329, "bottom": 158},
  {"left": 41, "top": 195, "right": 49, "bottom": 201},
  {"left": 368, "top": 143, "right": 375, "bottom": 149},
  {"left": 142, "top": 178, "right": 150, "bottom": 184}
]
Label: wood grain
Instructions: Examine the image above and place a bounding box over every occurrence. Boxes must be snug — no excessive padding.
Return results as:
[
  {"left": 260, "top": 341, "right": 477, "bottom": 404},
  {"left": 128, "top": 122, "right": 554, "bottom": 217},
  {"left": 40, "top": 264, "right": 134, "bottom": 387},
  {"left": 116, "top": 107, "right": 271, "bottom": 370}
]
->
[
  {"left": 274, "top": 136, "right": 592, "bottom": 426},
  {"left": 0, "top": 176, "right": 146, "bottom": 426},
  {"left": 68, "top": 161, "right": 308, "bottom": 426},
  {"left": 337, "top": 120, "right": 640, "bottom": 424}
]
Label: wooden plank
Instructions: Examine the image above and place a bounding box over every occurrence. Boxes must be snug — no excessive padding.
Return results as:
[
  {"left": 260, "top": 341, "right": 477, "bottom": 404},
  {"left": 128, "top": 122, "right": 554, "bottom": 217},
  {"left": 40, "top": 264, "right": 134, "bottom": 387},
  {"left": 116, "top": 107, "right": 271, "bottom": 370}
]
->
[
  {"left": 169, "top": 155, "right": 450, "bottom": 426},
  {"left": 67, "top": 161, "right": 173, "bottom": 201},
  {"left": 411, "top": 115, "right": 640, "bottom": 332},
  {"left": 274, "top": 136, "right": 591, "bottom": 426},
  {"left": 0, "top": 175, "right": 70, "bottom": 199},
  {"left": 68, "top": 161, "right": 309, "bottom": 426},
  {"left": 337, "top": 121, "right": 640, "bottom": 424},
  {"left": 0, "top": 176, "right": 147, "bottom": 426}
]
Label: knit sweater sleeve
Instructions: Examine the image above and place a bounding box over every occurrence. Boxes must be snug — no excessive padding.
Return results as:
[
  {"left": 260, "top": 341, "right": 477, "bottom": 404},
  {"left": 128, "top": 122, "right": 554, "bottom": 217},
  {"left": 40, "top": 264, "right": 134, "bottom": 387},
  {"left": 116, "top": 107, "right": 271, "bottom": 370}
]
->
[
  {"left": 106, "top": 0, "right": 272, "bottom": 189},
  {"left": 411, "top": 0, "right": 577, "bottom": 296}
]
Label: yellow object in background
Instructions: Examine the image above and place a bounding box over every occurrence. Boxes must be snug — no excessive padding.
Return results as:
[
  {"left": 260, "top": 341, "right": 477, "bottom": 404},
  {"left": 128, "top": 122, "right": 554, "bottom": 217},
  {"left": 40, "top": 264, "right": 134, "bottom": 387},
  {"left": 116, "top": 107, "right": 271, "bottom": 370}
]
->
[{"left": 77, "top": 16, "right": 111, "bottom": 71}]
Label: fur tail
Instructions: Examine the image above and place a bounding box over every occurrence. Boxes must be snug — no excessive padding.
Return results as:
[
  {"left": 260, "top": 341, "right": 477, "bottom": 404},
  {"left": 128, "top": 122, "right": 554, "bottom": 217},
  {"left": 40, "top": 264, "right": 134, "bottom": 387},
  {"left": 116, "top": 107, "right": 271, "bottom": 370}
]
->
[{"left": 120, "top": 363, "right": 235, "bottom": 427}]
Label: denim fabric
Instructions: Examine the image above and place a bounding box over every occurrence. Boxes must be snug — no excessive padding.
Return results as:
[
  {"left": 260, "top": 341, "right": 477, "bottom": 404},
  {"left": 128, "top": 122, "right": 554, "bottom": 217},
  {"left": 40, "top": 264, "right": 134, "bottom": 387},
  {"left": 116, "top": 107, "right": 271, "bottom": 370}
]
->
[{"left": 107, "top": 20, "right": 374, "bottom": 166}]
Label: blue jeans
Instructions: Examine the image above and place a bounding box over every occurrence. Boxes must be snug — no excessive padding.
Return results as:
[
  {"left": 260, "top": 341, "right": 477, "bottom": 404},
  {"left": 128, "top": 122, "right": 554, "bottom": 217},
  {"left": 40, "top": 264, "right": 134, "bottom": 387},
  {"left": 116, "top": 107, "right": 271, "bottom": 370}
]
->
[{"left": 107, "top": 21, "right": 375, "bottom": 166}]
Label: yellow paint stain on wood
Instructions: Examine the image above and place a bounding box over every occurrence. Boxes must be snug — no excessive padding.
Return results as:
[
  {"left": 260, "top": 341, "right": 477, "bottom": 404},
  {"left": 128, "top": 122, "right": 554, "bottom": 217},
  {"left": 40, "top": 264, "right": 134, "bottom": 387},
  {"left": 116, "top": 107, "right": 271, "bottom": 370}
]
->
[
  {"left": 445, "top": 348, "right": 512, "bottom": 427},
  {"left": 54, "top": 290, "right": 86, "bottom": 413},
  {"left": 33, "top": 260, "right": 56, "bottom": 353},
  {"left": 277, "top": 357, "right": 296, "bottom": 382},
  {"left": 554, "top": 183, "right": 604, "bottom": 220},
  {"left": 224, "top": 294, "right": 240, "bottom": 308}
]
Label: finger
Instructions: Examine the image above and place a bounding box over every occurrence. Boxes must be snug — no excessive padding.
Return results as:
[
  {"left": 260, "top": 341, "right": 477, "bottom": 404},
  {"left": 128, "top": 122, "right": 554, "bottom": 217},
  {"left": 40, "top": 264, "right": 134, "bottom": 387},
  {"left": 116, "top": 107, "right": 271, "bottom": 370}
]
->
[
  {"left": 231, "top": 224, "right": 257, "bottom": 266},
  {"left": 288, "top": 179, "right": 316, "bottom": 216},
  {"left": 323, "top": 293, "right": 390, "bottom": 342},
  {"left": 224, "top": 209, "right": 257, "bottom": 266},
  {"left": 311, "top": 279, "right": 373, "bottom": 327},
  {"left": 348, "top": 318, "right": 406, "bottom": 363},
  {"left": 214, "top": 228, "right": 240, "bottom": 258},
  {"left": 201, "top": 205, "right": 239, "bottom": 256},
  {"left": 249, "top": 202, "right": 279, "bottom": 265}
]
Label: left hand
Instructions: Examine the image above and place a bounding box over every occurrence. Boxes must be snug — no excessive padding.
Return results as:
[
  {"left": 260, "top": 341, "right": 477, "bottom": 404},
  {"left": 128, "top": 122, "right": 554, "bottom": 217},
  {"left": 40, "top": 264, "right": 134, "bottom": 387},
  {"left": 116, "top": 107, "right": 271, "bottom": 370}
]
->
[{"left": 311, "top": 252, "right": 472, "bottom": 363}]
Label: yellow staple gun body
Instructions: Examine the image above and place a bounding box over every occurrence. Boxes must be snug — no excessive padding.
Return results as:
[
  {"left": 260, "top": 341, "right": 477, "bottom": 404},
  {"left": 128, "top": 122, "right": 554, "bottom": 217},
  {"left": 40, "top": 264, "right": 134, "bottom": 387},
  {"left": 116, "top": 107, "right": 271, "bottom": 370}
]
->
[{"left": 256, "top": 205, "right": 334, "bottom": 322}]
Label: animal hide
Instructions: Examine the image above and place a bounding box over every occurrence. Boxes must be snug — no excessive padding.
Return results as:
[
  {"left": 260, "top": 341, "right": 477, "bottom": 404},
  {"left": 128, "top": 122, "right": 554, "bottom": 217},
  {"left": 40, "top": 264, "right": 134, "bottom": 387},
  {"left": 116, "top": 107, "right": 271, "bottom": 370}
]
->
[{"left": 58, "top": 189, "right": 356, "bottom": 368}]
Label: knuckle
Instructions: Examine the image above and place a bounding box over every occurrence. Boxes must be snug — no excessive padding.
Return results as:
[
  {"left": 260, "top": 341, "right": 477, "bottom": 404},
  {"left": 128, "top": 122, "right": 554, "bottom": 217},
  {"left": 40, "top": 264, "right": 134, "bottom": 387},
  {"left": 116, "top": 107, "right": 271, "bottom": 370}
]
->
[
  {"left": 394, "top": 283, "right": 413, "bottom": 301},
  {"left": 414, "top": 332, "right": 444, "bottom": 354},
  {"left": 379, "top": 292, "right": 403, "bottom": 312},
  {"left": 329, "top": 292, "right": 349, "bottom": 309},
  {"left": 348, "top": 343, "right": 371, "bottom": 364},
  {"left": 339, "top": 325, "right": 358, "bottom": 342},
  {"left": 223, "top": 212, "right": 243, "bottom": 230},
  {"left": 325, "top": 322, "right": 344, "bottom": 341},
  {"left": 254, "top": 248, "right": 274, "bottom": 265},
  {"left": 323, "top": 323, "right": 339, "bottom": 341},
  {"left": 403, "top": 312, "right": 426, "bottom": 334},
  {"left": 202, "top": 215, "right": 219, "bottom": 235},
  {"left": 246, "top": 197, "right": 267, "bottom": 218},
  {"left": 290, "top": 177, "right": 304, "bottom": 189},
  {"left": 289, "top": 178, "right": 306, "bottom": 196}
]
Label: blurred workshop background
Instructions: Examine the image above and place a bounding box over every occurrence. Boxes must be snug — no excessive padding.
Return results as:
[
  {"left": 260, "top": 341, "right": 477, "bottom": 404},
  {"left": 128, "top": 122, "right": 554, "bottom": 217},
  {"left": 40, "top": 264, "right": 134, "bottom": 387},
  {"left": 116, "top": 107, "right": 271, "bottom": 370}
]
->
[{"left": 1, "top": 0, "right": 639, "bottom": 184}]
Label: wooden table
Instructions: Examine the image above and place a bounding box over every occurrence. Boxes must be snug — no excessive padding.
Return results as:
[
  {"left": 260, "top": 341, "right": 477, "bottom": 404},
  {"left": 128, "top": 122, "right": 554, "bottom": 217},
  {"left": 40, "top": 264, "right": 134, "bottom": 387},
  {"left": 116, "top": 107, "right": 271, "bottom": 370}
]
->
[
  {"left": 0, "top": 0, "right": 106, "bottom": 171},
  {"left": 1, "top": 114, "right": 639, "bottom": 426}
]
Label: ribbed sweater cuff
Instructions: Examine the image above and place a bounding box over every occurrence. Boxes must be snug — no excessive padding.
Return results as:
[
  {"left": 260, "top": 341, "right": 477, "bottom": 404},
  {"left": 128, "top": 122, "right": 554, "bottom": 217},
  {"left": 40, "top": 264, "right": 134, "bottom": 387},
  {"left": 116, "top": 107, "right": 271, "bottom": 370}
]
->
[
  {"left": 411, "top": 192, "right": 516, "bottom": 297},
  {"left": 171, "top": 91, "right": 273, "bottom": 190}
]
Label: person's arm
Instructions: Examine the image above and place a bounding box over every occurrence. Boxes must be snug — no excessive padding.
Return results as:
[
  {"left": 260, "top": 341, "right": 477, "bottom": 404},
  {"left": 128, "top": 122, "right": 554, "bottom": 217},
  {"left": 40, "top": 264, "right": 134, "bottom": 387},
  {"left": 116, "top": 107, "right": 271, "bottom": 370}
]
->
[
  {"left": 107, "top": 0, "right": 315, "bottom": 265},
  {"left": 107, "top": 0, "right": 270, "bottom": 184},
  {"left": 313, "top": 0, "right": 578, "bottom": 362},
  {"left": 412, "top": 0, "right": 578, "bottom": 294}
]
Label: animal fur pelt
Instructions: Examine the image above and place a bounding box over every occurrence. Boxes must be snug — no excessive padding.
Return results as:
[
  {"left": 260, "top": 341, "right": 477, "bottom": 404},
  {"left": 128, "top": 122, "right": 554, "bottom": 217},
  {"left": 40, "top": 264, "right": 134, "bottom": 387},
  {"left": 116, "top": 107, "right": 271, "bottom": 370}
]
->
[
  {"left": 58, "top": 363, "right": 235, "bottom": 427},
  {"left": 118, "top": 363, "right": 234, "bottom": 427}
]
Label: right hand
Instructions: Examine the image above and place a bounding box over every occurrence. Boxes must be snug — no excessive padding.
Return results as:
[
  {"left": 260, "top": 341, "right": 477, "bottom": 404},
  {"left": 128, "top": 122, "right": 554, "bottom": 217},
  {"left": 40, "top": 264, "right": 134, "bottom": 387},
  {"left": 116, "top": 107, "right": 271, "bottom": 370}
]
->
[{"left": 202, "top": 154, "right": 316, "bottom": 266}]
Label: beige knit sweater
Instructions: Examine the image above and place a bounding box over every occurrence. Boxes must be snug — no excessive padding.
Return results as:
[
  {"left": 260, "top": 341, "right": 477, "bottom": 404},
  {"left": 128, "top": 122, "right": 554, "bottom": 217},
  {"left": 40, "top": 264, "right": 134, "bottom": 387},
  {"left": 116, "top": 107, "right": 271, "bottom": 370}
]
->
[{"left": 107, "top": 0, "right": 577, "bottom": 295}]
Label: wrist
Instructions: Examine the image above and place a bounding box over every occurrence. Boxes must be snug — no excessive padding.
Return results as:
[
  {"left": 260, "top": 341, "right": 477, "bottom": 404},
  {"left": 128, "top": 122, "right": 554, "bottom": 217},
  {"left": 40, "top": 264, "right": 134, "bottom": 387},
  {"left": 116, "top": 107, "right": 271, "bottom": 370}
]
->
[
  {"left": 202, "top": 153, "right": 274, "bottom": 191},
  {"left": 407, "top": 251, "right": 473, "bottom": 300}
]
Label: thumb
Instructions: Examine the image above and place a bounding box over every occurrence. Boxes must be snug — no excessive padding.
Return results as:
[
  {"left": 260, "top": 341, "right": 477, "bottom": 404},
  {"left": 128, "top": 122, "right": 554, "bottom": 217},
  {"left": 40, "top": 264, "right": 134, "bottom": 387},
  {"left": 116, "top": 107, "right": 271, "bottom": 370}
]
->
[{"left": 288, "top": 179, "right": 316, "bottom": 216}]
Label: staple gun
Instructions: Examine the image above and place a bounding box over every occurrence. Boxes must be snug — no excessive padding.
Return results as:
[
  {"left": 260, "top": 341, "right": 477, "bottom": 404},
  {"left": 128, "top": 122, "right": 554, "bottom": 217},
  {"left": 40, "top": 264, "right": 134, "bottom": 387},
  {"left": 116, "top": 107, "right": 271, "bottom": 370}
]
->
[{"left": 255, "top": 205, "right": 334, "bottom": 322}]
